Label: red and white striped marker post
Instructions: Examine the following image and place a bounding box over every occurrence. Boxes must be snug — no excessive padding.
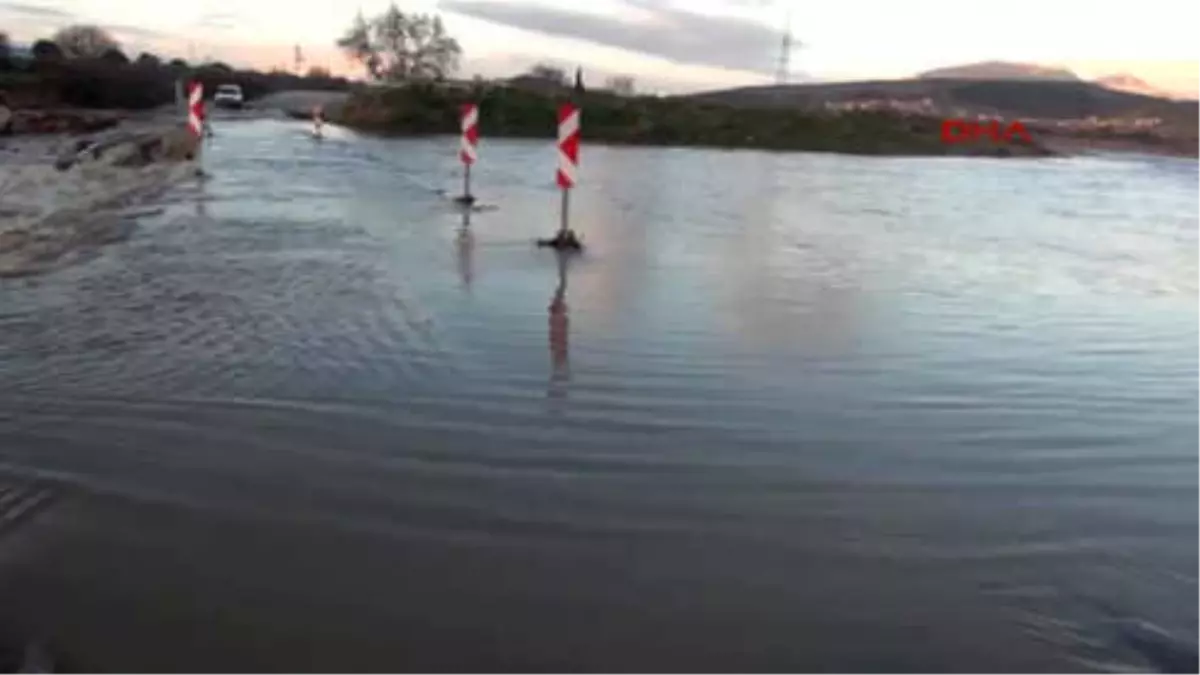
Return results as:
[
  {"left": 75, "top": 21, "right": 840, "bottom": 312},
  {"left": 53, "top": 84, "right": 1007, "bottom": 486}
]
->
[
  {"left": 556, "top": 102, "right": 580, "bottom": 237},
  {"left": 460, "top": 103, "right": 479, "bottom": 201},
  {"left": 186, "top": 81, "right": 204, "bottom": 157}
]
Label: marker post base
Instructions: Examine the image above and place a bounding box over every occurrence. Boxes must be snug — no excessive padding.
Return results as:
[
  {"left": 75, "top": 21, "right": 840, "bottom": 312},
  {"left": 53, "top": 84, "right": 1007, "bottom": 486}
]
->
[
  {"left": 453, "top": 166, "right": 475, "bottom": 207},
  {"left": 456, "top": 163, "right": 475, "bottom": 206},
  {"left": 536, "top": 229, "right": 582, "bottom": 251},
  {"left": 538, "top": 188, "right": 582, "bottom": 251}
]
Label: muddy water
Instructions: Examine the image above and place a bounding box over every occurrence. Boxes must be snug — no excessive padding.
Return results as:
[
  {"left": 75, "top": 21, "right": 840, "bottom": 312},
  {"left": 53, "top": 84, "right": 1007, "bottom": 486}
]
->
[{"left": 0, "top": 119, "right": 1195, "bottom": 671}]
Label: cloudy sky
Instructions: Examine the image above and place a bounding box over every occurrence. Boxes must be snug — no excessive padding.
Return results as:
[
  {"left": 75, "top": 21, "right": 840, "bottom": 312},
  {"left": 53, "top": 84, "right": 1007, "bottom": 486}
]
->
[{"left": 2, "top": 0, "right": 1197, "bottom": 95}]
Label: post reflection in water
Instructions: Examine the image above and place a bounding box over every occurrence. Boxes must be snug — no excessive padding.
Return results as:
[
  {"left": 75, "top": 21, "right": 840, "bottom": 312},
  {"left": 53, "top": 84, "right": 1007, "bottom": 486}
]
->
[
  {"left": 455, "top": 208, "right": 475, "bottom": 291},
  {"left": 194, "top": 178, "right": 209, "bottom": 220},
  {"left": 547, "top": 251, "right": 571, "bottom": 401}
]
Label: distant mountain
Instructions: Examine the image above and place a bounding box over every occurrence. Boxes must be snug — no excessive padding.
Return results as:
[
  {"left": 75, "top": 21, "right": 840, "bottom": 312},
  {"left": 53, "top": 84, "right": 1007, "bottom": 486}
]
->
[
  {"left": 916, "top": 62, "right": 1189, "bottom": 100},
  {"left": 1095, "top": 73, "right": 1177, "bottom": 99},
  {"left": 918, "top": 61, "right": 1081, "bottom": 82}
]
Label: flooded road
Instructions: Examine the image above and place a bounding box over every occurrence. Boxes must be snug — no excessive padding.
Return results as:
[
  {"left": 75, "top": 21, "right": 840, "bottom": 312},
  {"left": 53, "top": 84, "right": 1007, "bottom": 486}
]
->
[{"left": 0, "top": 119, "right": 1196, "bottom": 671}]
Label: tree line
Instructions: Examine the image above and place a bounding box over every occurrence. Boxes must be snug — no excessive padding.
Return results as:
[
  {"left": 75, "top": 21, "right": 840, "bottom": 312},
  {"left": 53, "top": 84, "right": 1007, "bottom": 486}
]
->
[
  {"left": 0, "top": 24, "right": 350, "bottom": 110},
  {"left": 0, "top": 7, "right": 642, "bottom": 112},
  {"left": 1, "top": 25, "right": 178, "bottom": 70}
]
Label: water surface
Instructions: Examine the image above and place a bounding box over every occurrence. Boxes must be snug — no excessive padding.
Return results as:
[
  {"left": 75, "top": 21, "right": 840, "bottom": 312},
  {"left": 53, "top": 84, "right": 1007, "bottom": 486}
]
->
[{"left": 0, "top": 119, "right": 1196, "bottom": 672}]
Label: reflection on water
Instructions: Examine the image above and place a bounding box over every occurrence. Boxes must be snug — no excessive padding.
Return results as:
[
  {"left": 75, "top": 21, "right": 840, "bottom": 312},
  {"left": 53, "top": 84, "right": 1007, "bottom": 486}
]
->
[
  {"left": 547, "top": 251, "right": 571, "bottom": 401},
  {"left": 0, "top": 122, "right": 1195, "bottom": 672},
  {"left": 456, "top": 208, "right": 474, "bottom": 291},
  {"left": 194, "top": 177, "right": 209, "bottom": 221}
]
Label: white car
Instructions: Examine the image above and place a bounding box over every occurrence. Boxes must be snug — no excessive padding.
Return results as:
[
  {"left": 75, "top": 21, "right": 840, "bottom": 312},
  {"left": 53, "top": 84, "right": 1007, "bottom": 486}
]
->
[{"left": 213, "top": 84, "right": 244, "bottom": 109}]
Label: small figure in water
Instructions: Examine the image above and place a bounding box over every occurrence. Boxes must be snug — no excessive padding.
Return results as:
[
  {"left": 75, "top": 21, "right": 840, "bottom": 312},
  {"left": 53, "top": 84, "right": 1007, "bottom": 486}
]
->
[{"left": 312, "top": 105, "right": 325, "bottom": 138}]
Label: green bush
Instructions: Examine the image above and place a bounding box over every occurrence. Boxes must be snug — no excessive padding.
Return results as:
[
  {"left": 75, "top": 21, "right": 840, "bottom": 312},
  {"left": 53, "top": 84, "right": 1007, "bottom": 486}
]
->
[{"left": 335, "top": 83, "right": 1043, "bottom": 155}]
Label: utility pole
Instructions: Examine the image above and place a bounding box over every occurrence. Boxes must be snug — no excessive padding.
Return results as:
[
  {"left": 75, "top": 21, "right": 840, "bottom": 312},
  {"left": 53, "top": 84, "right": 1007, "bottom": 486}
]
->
[
  {"left": 775, "top": 7, "right": 793, "bottom": 85},
  {"left": 294, "top": 45, "right": 305, "bottom": 75}
]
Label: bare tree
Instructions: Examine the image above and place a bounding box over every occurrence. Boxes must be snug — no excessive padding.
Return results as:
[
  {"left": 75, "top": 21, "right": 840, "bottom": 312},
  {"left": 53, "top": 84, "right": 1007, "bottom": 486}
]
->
[
  {"left": 605, "top": 75, "right": 635, "bottom": 96},
  {"left": 337, "top": 11, "right": 380, "bottom": 79},
  {"left": 337, "top": 3, "right": 461, "bottom": 82},
  {"left": 53, "top": 24, "right": 121, "bottom": 59},
  {"left": 371, "top": 5, "right": 412, "bottom": 79},
  {"left": 405, "top": 14, "right": 459, "bottom": 80}
]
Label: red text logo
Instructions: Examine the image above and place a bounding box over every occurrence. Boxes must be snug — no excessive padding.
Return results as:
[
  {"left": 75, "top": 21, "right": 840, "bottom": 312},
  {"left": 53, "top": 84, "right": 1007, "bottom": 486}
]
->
[{"left": 941, "top": 119, "right": 1033, "bottom": 144}]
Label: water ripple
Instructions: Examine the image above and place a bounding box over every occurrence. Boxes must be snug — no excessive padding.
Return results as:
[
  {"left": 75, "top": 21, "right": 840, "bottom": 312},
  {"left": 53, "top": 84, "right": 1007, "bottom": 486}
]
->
[{"left": 0, "top": 123, "right": 1194, "bottom": 671}]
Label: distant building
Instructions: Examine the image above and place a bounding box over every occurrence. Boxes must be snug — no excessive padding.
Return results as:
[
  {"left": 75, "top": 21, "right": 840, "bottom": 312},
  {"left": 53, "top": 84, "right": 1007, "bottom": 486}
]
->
[{"left": 823, "top": 97, "right": 937, "bottom": 115}]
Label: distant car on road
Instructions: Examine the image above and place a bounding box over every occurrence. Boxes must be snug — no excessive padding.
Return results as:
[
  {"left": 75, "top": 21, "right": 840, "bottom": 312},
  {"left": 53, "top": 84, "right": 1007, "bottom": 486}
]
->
[{"left": 213, "top": 84, "right": 245, "bottom": 109}]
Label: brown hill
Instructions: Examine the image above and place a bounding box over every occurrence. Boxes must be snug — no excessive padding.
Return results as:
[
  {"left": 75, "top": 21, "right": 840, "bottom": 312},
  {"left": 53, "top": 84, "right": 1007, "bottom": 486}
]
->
[
  {"left": 918, "top": 61, "right": 1080, "bottom": 82},
  {"left": 917, "top": 62, "right": 1189, "bottom": 101}
]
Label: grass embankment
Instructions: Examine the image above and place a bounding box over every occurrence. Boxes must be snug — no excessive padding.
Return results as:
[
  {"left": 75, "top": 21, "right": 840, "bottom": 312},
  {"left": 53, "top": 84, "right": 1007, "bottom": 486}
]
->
[{"left": 335, "top": 82, "right": 1055, "bottom": 157}]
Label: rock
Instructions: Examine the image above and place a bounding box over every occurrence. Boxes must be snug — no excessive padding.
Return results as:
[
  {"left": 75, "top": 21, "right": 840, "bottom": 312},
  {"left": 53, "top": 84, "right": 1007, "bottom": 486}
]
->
[
  {"left": 53, "top": 125, "right": 200, "bottom": 171},
  {"left": 0, "top": 229, "right": 32, "bottom": 254},
  {"left": 159, "top": 126, "right": 201, "bottom": 161}
]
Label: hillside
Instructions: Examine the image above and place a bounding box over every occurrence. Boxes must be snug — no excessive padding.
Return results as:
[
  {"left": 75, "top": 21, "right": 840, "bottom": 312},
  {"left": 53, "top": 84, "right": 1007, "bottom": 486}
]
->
[
  {"left": 914, "top": 61, "right": 1189, "bottom": 100},
  {"left": 918, "top": 61, "right": 1080, "bottom": 82},
  {"left": 682, "top": 79, "right": 1197, "bottom": 128}
]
